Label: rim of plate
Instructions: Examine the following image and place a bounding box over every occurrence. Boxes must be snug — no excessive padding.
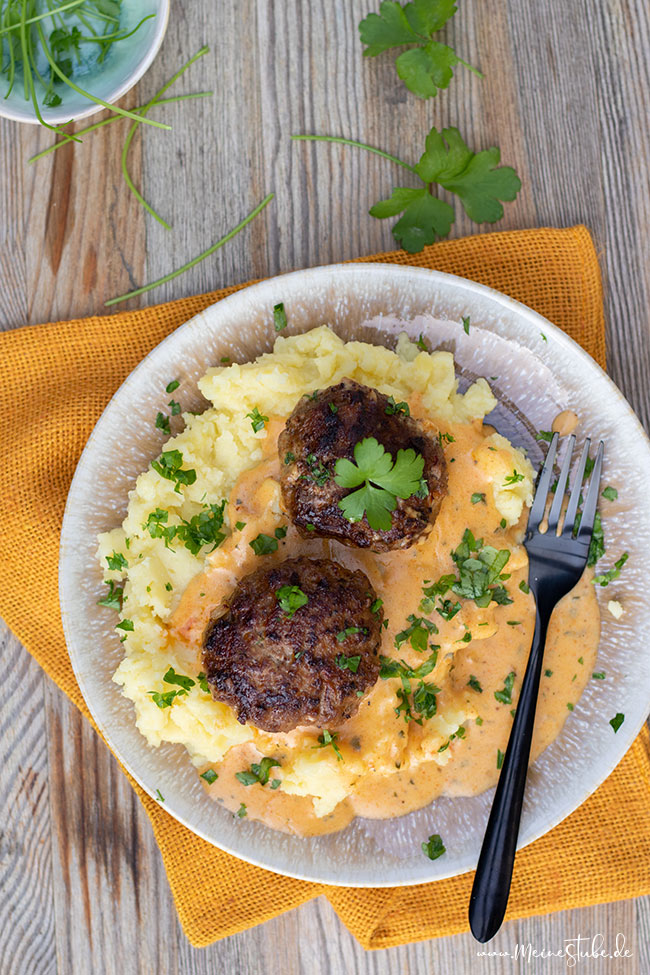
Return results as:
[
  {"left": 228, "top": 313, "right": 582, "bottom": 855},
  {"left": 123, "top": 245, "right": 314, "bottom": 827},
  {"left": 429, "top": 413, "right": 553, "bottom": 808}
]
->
[{"left": 59, "top": 262, "right": 650, "bottom": 887}]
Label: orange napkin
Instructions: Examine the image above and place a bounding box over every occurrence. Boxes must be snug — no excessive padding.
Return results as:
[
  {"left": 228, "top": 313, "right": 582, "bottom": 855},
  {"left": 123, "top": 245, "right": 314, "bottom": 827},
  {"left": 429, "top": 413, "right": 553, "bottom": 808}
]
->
[{"left": 0, "top": 225, "right": 648, "bottom": 949}]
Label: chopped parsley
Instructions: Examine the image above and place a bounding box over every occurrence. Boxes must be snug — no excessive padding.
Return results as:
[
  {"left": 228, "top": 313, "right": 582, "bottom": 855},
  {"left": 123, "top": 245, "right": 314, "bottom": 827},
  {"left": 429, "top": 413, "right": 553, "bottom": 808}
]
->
[
  {"left": 592, "top": 671, "right": 606, "bottom": 680},
  {"left": 275, "top": 526, "right": 287, "bottom": 539},
  {"left": 450, "top": 530, "right": 512, "bottom": 607},
  {"left": 276, "top": 585, "right": 308, "bottom": 619},
  {"left": 165, "top": 582, "right": 173, "bottom": 592},
  {"left": 163, "top": 667, "right": 195, "bottom": 691},
  {"left": 519, "top": 580, "right": 530, "bottom": 594},
  {"left": 467, "top": 675, "right": 483, "bottom": 693},
  {"left": 602, "top": 486, "right": 618, "bottom": 501},
  {"left": 236, "top": 757, "right": 281, "bottom": 786},
  {"left": 496, "top": 749, "right": 504, "bottom": 770},
  {"left": 587, "top": 511, "right": 605, "bottom": 566},
  {"left": 151, "top": 449, "right": 197, "bottom": 493},
  {"left": 535, "top": 430, "right": 553, "bottom": 443},
  {"left": 336, "top": 626, "right": 367, "bottom": 642},
  {"left": 116, "top": 618, "right": 134, "bottom": 632},
  {"left": 155, "top": 789, "right": 165, "bottom": 802},
  {"left": 494, "top": 671, "right": 515, "bottom": 705},
  {"left": 235, "top": 520, "right": 246, "bottom": 531},
  {"left": 370, "top": 598, "right": 383, "bottom": 615},
  {"left": 304, "top": 452, "right": 331, "bottom": 486},
  {"left": 149, "top": 690, "right": 184, "bottom": 709},
  {"left": 166, "top": 380, "right": 180, "bottom": 393},
  {"left": 329, "top": 402, "right": 338, "bottom": 414},
  {"left": 593, "top": 552, "right": 628, "bottom": 587},
  {"left": 314, "top": 730, "right": 343, "bottom": 761},
  {"left": 422, "top": 833, "right": 446, "bottom": 860},
  {"left": 177, "top": 503, "right": 227, "bottom": 555},
  {"left": 250, "top": 533, "right": 279, "bottom": 555},
  {"left": 337, "top": 654, "right": 361, "bottom": 673},
  {"left": 437, "top": 598, "right": 461, "bottom": 621},
  {"left": 168, "top": 399, "right": 181, "bottom": 416},
  {"left": 609, "top": 712, "right": 624, "bottom": 733},
  {"left": 236, "top": 803, "right": 247, "bottom": 818},
  {"left": 200, "top": 769, "right": 218, "bottom": 785},
  {"left": 284, "top": 451, "right": 295, "bottom": 465},
  {"left": 544, "top": 669, "right": 553, "bottom": 677},
  {"left": 273, "top": 302, "right": 288, "bottom": 332},
  {"left": 197, "top": 672, "right": 210, "bottom": 693},
  {"left": 270, "top": 779, "right": 281, "bottom": 790},
  {"left": 567, "top": 702, "right": 574, "bottom": 711},
  {"left": 462, "top": 316, "right": 470, "bottom": 335},
  {"left": 98, "top": 579, "right": 123, "bottom": 610},
  {"left": 385, "top": 395, "right": 410, "bottom": 416},
  {"left": 438, "top": 431, "right": 455, "bottom": 445},
  {"left": 106, "top": 551, "right": 128, "bottom": 571},
  {"left": 504, "top": 469, "right": 524, "bottom": 485},
  {"left": 416, "top": 333, "right": 429, "bottom": 352},
  {"left": 470, "top": 492, "right": 486, "bottom": 504},
  {"left": 334, "top": 437, "right": 424, "bottom": 531},
  {"left": 155, "top": 411, "right": 171, "bottom": 435},
  {"left": 507, "top": 620, "right": 521, "bottom": 626},
  {"left": 395, "top": 614, "right": 438, "bottom": 652},
  {"left": 246, "top": 407, "right": 269, "bottom": 433}
]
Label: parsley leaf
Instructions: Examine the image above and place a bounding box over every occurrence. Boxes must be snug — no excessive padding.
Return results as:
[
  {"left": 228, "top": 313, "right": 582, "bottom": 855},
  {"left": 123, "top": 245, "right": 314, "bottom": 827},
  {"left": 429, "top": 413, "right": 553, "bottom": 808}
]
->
[
  {"left": 151, "top": 450, "right": 197, "bottom": 493},
  {"left": 467, "top": 675, "right": 483, "bottom": 693},
  {"left": 359, "top": 0, "right": 479, "bottom": 100},
  {"left": 175, "top": 502, "right": 227, "bottom": 555},
  {"left": 337, "top": 626, "right": 367, "bottom": 642},
  {"left": 504, "top": 469, "right": 524, "bottom": 485},
  {"left": 602, "top": 486, "right": 618, "bottom": 501},
  {"left": 166, "top": 380, "right": 180, "bottom": 393},
  {"left": 163, "top": 667, "right": 195, "bottom": 692},
  {"left": 609, "top": 712, "right": 624, "bottom": 733},
  {"left": 334, "top": 437, "right": 425, "bottom": 531},
  {"left": 494, "top": 671, "right": 515, "bottom": 705},
  {"left": 450, "top": 530, "right": 512, "bottom": 607},
  {"left": 587, "top": 510, "right": 605, "bottom": 566},
  {"left": 422, "top": 832, "right": 446, "bottom": 860},
  {"left": 106, "top": 551, "right": 128, "bottom": 572},
  {"left": 236, "top": 757, "right": 281, "bottom": 786},
  {"left": 314, "top": 730, "right": 343, "bottom": 761},
  {"left": 276, "top": 585, "right": 308, "bottom": 618},
  {"left": 370, "top": 187, "right": 454, "bottom": 253},
  {"left": 200, "top": 768, "right": 218, "bottom": 784},
  {"left": 98, "top": 579, "right": 124, "bottom": 610},
  {"left": 337, "top": 654, "right": 362, "bottom": 673},
  {"left": 155, "top": 412, "right": 171, "bottom": 435},
  {"left": 471, "top": 492, "right": 486, "bottom": 504},
  {"left": 385, "top": 395, "right": 410, "bottom": 416},
  {"left": 250, "top": 533, "right": 278, "bottom": 555},
  {"left": 593, "top": 552, "right": 628, "bottom": 587}
]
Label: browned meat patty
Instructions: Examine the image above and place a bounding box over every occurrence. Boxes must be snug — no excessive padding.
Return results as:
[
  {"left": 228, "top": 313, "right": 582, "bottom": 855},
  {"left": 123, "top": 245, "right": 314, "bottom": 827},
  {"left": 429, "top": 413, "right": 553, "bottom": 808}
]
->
[
  {"left": 278, "top": 378, "right": 447, "bottom": 552},
  {"left": 202, "top": 557, "right": 383, "bottom": 733}
]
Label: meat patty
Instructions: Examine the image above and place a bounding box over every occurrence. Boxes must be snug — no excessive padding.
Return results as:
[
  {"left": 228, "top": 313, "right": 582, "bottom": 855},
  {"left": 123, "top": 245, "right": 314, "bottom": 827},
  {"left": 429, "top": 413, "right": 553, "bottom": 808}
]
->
[
  {"left": 278, "top": 378, "right": 447, "bottom": 551},
  {"left": 202, "top": 557, "right": 383, "bottom": 733}
]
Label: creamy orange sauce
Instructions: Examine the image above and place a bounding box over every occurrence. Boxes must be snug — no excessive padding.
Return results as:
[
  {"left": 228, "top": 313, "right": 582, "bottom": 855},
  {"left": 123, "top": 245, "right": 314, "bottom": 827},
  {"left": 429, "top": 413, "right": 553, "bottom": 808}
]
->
[{"left": 171, "top": 403, "right": 600, "bottom": 836}]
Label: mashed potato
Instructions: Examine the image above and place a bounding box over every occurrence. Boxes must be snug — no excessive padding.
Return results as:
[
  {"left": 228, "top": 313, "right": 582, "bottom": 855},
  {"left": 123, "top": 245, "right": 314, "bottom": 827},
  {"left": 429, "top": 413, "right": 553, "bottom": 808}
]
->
[{"left": 97, "top": 326, "right": 534, "bottom": 823}]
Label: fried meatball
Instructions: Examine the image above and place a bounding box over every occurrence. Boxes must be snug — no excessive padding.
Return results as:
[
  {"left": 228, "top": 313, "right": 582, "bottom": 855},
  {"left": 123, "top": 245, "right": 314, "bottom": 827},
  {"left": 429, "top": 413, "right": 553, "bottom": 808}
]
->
[
  {"left": 278, "top": 378, "right": 447, "bottom": 552},
  {"left": 202, "top": 557, "right": 383, "bottom": 733}
]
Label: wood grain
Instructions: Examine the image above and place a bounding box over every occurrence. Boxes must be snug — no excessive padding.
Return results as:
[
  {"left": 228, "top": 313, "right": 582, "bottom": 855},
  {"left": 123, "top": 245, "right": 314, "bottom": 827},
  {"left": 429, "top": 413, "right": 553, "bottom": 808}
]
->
[{"left": 1, "top": 0, "right": 649, "bottom": 971}]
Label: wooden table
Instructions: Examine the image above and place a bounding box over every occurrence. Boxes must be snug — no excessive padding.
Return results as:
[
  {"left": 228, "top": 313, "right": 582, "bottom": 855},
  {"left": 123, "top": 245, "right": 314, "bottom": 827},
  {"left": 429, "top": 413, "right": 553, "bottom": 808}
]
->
[{"left": 1, "top": 2, "right": 649, "bottom": 972}]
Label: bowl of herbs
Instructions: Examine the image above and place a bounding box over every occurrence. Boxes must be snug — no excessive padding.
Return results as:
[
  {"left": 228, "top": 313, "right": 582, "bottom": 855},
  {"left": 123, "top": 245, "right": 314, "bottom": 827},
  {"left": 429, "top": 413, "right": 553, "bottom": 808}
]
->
[{"left": 0, "top": 0, "right": 170, "bottom": 128}]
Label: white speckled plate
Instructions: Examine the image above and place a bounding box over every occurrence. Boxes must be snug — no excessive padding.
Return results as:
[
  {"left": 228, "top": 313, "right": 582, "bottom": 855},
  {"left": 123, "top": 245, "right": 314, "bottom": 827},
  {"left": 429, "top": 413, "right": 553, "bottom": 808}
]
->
[{"left": 59, "top": 264, "right": 650, "bottom": 886}]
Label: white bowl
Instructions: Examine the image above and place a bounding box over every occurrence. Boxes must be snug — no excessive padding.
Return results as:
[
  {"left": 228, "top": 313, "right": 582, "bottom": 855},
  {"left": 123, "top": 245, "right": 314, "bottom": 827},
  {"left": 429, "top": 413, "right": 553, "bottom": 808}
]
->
[
  {"left": 59, "top": 264, "right": 650, "bottom": 886},
  {"left": 0, "top": 0, "right": 170, "bottom": 125}
]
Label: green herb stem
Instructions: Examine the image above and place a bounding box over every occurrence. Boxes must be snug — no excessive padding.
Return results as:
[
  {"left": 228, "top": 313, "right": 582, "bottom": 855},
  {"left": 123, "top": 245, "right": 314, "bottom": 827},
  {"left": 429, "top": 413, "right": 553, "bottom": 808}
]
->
[
  {"left": 35, "top": 20, "right": 171, "bottom": 130},
  {"left": 120, "top": 45, "right": 210, "bottom": 229},
  {"left": 0, "top": 0, "right": 86, "bottom": 36},
  {"left": 291, "top": 134, "right": 419, "bottom": 176},
  {"left": 105, "top": 192, "right": 275, "bottom": 306},
  {"left": 28, "top": 92, "right": 213, "bottom": 163}
]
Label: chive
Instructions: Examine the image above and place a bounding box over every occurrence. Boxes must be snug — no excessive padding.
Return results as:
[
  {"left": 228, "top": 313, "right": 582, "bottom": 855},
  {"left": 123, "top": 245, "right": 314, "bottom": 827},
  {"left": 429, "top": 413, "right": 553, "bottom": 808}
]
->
[{"left": 106, "top": 194, "right": 275, "bottom": 306}]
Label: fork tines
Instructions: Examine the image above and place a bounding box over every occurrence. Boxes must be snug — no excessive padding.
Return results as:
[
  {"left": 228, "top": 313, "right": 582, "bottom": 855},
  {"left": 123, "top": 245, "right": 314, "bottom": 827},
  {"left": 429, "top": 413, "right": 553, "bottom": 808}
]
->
[{"left": 528, "top": 432, "right": 604, "bottom": 540}]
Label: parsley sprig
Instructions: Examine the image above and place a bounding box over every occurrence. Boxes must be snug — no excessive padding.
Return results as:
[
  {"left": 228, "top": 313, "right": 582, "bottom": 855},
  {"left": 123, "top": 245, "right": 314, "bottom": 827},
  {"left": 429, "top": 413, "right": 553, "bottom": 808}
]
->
[
  {"left": 236, "top": 757, "right": 281, "bottom": 787},
  {"left": 359, "top": 0, "right": 482, "bottom": 100},
  {"left": 142, "top": 501, "right": 227, "bottom": 556},
  {"left": 292, "top": 126, "right": 520, "bottom": 253},
  {"left": 334, "top": 437, "right": 425, "bottom": 531}
]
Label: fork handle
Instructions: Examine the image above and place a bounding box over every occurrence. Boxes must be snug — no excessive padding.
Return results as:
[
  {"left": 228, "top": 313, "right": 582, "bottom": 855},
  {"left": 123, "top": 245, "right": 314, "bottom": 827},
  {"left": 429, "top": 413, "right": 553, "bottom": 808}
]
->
[{"left": 468, "top": 602, "right": 551, "bottom": 942}]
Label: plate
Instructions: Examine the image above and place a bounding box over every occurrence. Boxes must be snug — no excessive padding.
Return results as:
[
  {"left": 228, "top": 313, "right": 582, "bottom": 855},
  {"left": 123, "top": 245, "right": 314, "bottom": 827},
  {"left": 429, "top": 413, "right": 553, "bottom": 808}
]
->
[{"left": 59, "top": 263, "right": 650, "bottom": 886}]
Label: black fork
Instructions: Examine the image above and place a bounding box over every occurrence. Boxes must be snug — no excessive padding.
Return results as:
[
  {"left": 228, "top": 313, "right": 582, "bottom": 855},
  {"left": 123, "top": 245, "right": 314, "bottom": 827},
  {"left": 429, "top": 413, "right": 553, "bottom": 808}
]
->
[{"left": 468, "top": 432, "right": 604, "bottom": 942}]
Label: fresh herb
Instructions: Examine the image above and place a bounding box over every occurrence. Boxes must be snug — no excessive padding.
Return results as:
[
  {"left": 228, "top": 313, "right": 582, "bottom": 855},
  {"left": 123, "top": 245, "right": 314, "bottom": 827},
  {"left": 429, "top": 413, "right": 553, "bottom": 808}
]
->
[
  {"left": 416, "top": 333, "right": 429, "bottom": 351},
  {"left": 155, "top": 412, "right": 171, "bottom": 435},
  {"left": 270, "top": 779, "right": 281, "bottom": 789},
  {"left": 106, "top": 193, "right": 275, "bottom": 306},
  {"left": 593, "top": 552, "right": 628, "bottom": 587},
  {"left": 197, "top": 672, "right": 210, "bottom": 694},
  {"left": 358, "top": 1, "right": 481, "bottom": 99},
  {"left": 334, "top": 436, "right": 424, "bottom": 531},
  {"left": 380, "top": 651, "right": 438, "bottom": 682},
  {"left": 395, "top": 614, "right": 438, "bottom": 652},
  {"left": 314, "top": 730, "right": 343, "bottom": 761},
  {"left": 166, "top": 380, "right": 180, "bottom": 393},
  {"left": 500, "top": 518, "right": 507, "bottom": 529},
  {"left": 438, "top": 431, "right": 455, "bottom": 445},
  {"left": 496, "top": 749, "right": 504, "bottom": 770},
  {"left": 467, "top": 675, "right": 483, "bottom": 693},
  {"left": 250, "top": 533, "right": 278, "bottom": 555},
  {"left": 151, "top": 449, "right": 197, "bottom": 493},
  {"left": 116, "top": 618, "right": 134, "bottom": 632},
  {"left": 450, "top": 529, "right": 512, "bottom": 607},
  {"left": 283, "top": 451, "right": 295, "bottom": 465},
  {"left": 148, "top": 689, "right": 183, "bottom": 709},
  {"left": 155, "top": 789, "right": 165, "bottom": 802},
  {"left": 592, "top": 671, "right": 606, "bottom": 680},
  {"left": 609, "top": 712, "right": 624, "bottom": 733},
  {"left": 544, "top": 669, "right": 553, "bottom": 677},
  {"left": 506, "top": 620, "right": 521, "bottom": 626},
  {"left": 504, "top": 469, "right": 524, "bottom": 485},
  {"left": 168, "top": 399, "right": 181, "bottom": 416},
  {"left": 436, "top": 598, "right": 461, "bottom": 621},
  {"left": 235, "top": 520, "right": 246, "bottom": 530},
  {"left": 247, "top": 407, "right": 269, "bottom": 433},
  {"left": 337, "top": 626, "right": 366, "bottom": 642},
  {"left": 275, "top": 526, "right": 287, "bottom": 539},
  {"left": 337, "top": 654, "right": 362, "bottom": 673},
  {"left": 273, "top": 302, "right": 288, "bottom": 332},
  {"left": 236, "top": 757, "right": 281, "bottom": 787},
  {"left": 459, "top": 631, "right": 472, "bottom": 643},
  {"left": 462, "top": 316, "right": 470, "bottom": 335},
  {"left": 292, "top": 127, "right": 520, "bottom": 253},
  {"left": 587, "top": 510, "right": 605, "bottom": 566},
  {"left": 470, "top": 492, "right": 486, "bottom": 504},
  {"left": 567, "top": 702, "right": 574, "bottom": 711},
  {"left": 329, "top": 402, "right": 338, "bottom": 414},
  {"left": 421, "top": 832, "right": 446, "bottom": 860},
  {"left": 385, "top": 395, "right": 410, "bottom": 416},
  {"left": 163, "top": 667, "right": 195, "bottom": 692},
  {"left": 371, "top": 597, "right": 384, "bottom": 614},
  {"left": 276, "top": 585, "right": 308, "bottom": 619},
  {"left": 165, "top": 582, "right": 173, "bottom": 592},
  {"left": 176, "top": 502, "right": 227, "bottom": 555},
  {"left": 200, "top": 769, "right": 218, "bottom": 784},
  {"left": 106, "top": 550, "right": 128, "bottom": 571},
  {"left": 519, "top": 580, "right": 530, "bottom": 594},
  {"left": 494, "top": 671, "right": 515, "bottom": 705},
  {"left": 535, "top": 430, "right": 554, "bottom": 443},
  {"left": 236, "top": 803, "right": 247, "bottom": 818},
  {"left": 602, "top": 486, "right": 618, "bottom": 501},
  {"left": 98, "top": 579, "right": 123, "bottom": 610},
  {"left": 304, "top": 452, "right": 331, "bottom": 486}
]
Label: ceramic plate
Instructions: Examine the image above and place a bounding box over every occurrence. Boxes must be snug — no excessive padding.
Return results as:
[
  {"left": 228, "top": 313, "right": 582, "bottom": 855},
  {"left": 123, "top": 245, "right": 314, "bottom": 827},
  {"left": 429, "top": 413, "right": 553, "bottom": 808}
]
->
[{"left": 59, "top": 263, "right": 650, "bottom": 886}]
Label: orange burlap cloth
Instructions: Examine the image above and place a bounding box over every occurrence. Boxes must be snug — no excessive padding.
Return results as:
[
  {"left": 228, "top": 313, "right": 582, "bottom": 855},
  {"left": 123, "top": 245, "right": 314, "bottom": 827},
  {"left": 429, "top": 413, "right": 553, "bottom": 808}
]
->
[{"left": 1, "top": 225, "right": 648, "bottom": 949}]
